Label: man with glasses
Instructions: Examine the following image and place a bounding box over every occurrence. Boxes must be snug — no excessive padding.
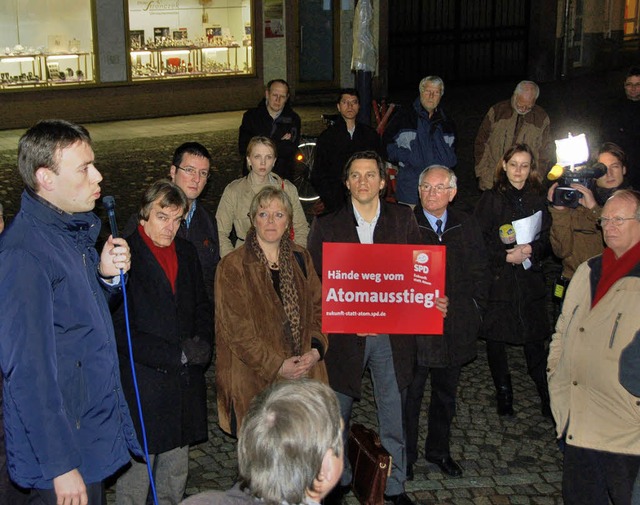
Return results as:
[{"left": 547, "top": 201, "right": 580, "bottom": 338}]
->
[
  {"left": 548, "top": 189, "right": 640, "bottom": 505},
  {"left": 312, "top": 88, "right": 382, "bottom": 212},
  {"left": 384, "top": 76, "right": 457, "bottom": 206},
  {"left": 475, "top": 81, "right": 552, "bottom": 190},
  {"left": 602, "top": 66, "right": 640, "bottom": 188},
  {"left": 404, "top": 165, "right": 488, "bottom": 480},
  {"left": 126, "top": 142, "right": 220, "bottom": 302}
]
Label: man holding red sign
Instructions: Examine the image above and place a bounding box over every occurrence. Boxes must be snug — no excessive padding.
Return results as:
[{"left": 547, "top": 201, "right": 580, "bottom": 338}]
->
[
  {"left": 308, "top": 151, "right": 448, "bottom": 505},
  {"left": 404, "top": 166, "right": 489, "bottom": 480}
]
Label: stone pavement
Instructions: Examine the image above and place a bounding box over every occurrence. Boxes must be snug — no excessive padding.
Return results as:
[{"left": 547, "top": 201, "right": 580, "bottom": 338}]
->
[{"left": 0, "top": 69, "right": 630, "bottom": 504}]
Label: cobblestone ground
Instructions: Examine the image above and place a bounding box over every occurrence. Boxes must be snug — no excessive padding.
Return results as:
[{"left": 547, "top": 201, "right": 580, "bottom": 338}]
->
[{"left": 0, "top": 70, "right": 627, "bottom": 504}]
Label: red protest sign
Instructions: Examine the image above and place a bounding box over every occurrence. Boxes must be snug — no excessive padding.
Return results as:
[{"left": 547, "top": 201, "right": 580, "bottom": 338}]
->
[{"left": 321, "top": 243, "right": 446, "bottom": 335}]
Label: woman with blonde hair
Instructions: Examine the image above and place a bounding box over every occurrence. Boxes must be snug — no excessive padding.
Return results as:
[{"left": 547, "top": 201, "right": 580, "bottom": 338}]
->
[
  {"left": 216, "top": 136, "right": 309, "bottom": 257},
  {"left": 215, "top": 187, "right": 327, "bottom": 436}
]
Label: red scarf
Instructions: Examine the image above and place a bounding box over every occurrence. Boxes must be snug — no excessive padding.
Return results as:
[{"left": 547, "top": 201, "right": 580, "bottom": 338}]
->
[
  {"left": 592, "top": 241, "right": 640, "bottom": 307},
  {"left": 138, "top": 224, "right": 178, "bottom": 294}
]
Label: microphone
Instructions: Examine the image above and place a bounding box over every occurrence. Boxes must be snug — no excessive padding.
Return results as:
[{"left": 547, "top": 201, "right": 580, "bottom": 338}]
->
[
  {"left": 102, "top": 196, "right": 119, "bottom": 239},
  {"left": 499, "top": 224, "right": 516, "bottom": 250}
]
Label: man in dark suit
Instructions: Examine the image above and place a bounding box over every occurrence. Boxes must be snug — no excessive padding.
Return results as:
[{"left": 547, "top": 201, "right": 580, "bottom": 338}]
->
[
  {"left": 113, "top": 179, "right": 212, "bottom": 504},
  {"left": 238, "top": 79, "right": 301, "bottom": 181},
  {"left": 308, "top": 151, "right": 448, "bottom": 505},
  {"left": 404, "top": 165, "right": 489, "bottom": 479},
  {"left": 311, "top": 88, "right": 382, "bottom": 212}
]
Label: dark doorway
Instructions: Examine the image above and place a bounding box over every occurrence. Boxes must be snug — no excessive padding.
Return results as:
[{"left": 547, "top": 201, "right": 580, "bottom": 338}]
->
[{"left": 388, "top": 0, "right": 531, "bottom": 90}]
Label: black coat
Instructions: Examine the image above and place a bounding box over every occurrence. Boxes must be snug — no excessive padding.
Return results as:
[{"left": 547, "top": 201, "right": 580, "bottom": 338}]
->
[
  {"left": 308, "top": 200, "right": 420, "bottom": 399},
  {"left": 413, "top": 205, "right": 489, "bottom": 367},
  {"left": 113, "top": 229, "right": 212, "bottom": 453},
  {"left": 124, "top": 203, "right": 219, "bottom": 304},
  {"left": 238, "top": 99, "right": 301, "bottom": 181},
  {"left": 474, "top": 184, "right": 551, "bottom": 344},
  {"left": 311, "top": 118, "right": 382, "bottom": 212}
]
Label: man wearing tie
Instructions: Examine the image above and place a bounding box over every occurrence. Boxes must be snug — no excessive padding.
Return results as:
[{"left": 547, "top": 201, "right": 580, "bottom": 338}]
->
[{"left": 404, "top": 165, "right": 489, "bottom": 479}]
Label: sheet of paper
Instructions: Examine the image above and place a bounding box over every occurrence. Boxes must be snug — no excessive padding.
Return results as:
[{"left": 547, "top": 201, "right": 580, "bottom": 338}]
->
[{"left": 513, "top": 210, "right": 542, "bottom": 245}]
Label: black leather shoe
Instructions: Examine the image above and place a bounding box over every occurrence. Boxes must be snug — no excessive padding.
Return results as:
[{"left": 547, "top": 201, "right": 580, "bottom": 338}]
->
[
  {"left": 425, "top": 455, "right": 463, "bottom": 477},
  {"left": 406, "top": 463, "right": 414, "bottom": 481},
  {"left": 323, "top": 484, "right": 350, "bottom": 505},
  {"left": 384, "top": 492, "right": 415, "bottom": 505}
]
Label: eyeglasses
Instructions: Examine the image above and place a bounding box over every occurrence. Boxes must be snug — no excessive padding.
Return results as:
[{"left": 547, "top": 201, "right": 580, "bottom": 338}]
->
[
  {"left": 596, "top": 216, "right": 639, "bottom": 227},
  {"left": 177, "top": 166, "right": 210, "bottom": 179},
  {"left": 419, "top": 183, "right": 451, "bottom": 194}
]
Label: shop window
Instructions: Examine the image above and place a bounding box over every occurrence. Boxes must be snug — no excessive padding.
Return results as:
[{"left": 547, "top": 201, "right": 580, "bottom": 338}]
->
[
  {"left": 0, "top": 0, "right": 95, "bottom": 90},
  {"left": 128, "top": 0, "right": 253, "bottom": 81},
  {"left": 625, "top": 0, "right": 640, "bottom": 38}
]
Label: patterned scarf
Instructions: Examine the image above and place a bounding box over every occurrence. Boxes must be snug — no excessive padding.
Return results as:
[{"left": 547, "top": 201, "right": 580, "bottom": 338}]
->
[{"left": 247, "top": 227, "right": 302, "bottom": 355}]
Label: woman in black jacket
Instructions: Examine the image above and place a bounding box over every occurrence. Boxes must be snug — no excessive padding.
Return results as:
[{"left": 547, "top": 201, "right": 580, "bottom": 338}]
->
[{"left": 474, "top": 143, "right": 552, "bottom": 417}]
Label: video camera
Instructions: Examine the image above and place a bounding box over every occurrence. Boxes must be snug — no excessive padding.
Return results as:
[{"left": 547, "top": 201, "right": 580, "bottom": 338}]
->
[{"left": 548, "top": 133, "right": 606, "bottom": 208}]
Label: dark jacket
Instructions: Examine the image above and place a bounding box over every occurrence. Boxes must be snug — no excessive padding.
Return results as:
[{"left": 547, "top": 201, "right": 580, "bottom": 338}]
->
[
  {"left": 0, "top": 190, "right": 141, "bottom": 488},
  {"left": 124, "top": 202, "right": 220, "bottom": 304},
  {"left": 178, "top": 202, "right": 220, "bottom": 304},
  {"left": 601, "top": 99, "right": 640, "bottom": 189},
  {"left": 312, "top": 118, "right": 382, "bottom": 212},
  {"left": 308, "top": 200, "right": 420, "bottom": 398},
  {"left": 474, "top": 183, "right": 551, "bottom": 344},
  {"left": 238, "top": 99, "right": 301, "bottom": 181},
  {"left": 384, "top": 99, "right": 457, "bottom": 205},
  {"left": 113, "top": 229, "right": 212, "bottom": 454},
  {"left": 413, "top": 206, "right": 489, "bottom": 367}
]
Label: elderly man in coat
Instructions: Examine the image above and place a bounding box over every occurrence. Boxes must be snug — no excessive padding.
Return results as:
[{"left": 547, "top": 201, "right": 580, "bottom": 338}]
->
[
  {"left": 548, "top": 189, "right": 640, "bottom": 505},
  {"left": 404, "top": 165, "right": 489, "bottom": 480},
  {"left": 474, "top": 80, "right": 552, "bottom": 191},
  {"left": 113, "top": 179, "right": 212, "bottom": 505}
]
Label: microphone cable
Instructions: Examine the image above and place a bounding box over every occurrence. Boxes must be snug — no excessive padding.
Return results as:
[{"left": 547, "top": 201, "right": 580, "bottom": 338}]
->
[{"left": 103, "top": 196, "right": 159, "bottom": 505}]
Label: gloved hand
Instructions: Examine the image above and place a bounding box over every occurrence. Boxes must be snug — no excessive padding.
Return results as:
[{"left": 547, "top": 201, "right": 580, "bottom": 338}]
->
[{"left": 181, "top": 336, "right": 212, "bottom": 366}]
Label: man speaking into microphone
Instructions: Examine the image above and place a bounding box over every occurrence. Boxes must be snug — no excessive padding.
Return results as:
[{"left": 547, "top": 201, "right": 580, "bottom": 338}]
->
[{"left": 0, "top": 120, "right": 141, "bottom": 505}]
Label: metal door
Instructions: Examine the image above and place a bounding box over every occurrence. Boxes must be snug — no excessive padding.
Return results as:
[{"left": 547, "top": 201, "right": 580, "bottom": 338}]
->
[{"left": 389, "top": 0, "right": 531, "bottom": 89}]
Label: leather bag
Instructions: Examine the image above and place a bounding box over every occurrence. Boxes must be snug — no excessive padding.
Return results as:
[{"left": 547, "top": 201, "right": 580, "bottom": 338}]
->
[{"left": 348, "top": 423, "right": 392, "bottom": 505}]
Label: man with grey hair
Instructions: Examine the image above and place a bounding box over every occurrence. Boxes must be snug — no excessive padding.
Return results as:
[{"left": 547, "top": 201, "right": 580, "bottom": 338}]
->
[
  {"left": 384, "top": 75, "right": 457, "bottom": 206},
  {"left": 181, "top": 379, "right": 344, "bottom": 505},
  {"left": 404, "top": 165, "right": 489, "bottom": 480},
  {"left": 475, "top": 80, "right": 552, "bottom": 191},
  {"left": 113, "top": 179, "right": 212, "bottom": 504}
]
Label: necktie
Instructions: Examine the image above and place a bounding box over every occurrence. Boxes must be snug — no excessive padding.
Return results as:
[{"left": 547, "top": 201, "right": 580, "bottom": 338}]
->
[{"left": 435, "top": 219, "right": 443, "bottom": 240}]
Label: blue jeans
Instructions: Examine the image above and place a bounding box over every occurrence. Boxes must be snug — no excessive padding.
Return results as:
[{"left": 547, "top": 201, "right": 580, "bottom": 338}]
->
[{"left": 336, "top": 334, "right": 406, "bottom": 496}]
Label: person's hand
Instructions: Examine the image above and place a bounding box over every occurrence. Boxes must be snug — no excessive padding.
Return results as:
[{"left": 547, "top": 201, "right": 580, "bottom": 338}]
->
[
  {"left": 356, "top": 333, "right": 379, "bottom": 337},
  {"left": 547, "top": 182, "right": 566, "bottom": 211},
  {"left": 570, "top": 183, "right": 597, "bottom": 210},
  {"left": 436, "top": 295, "right": 449, "bottom": 317},
  {"left": 99, "top": 236, "right": 131, "bottom": 277},
  {"left": 506, "top": 244, "right": 532, "bottom": 264},
  {"left": 182, "top": 336, "right": 212, "bottom": 366},
  {"left": 53, "top": 469, "right": 87, "bottom": 505},
  {"left": 281, "top": 132, "right": 292, "bottom": 141},
  {"left": 296, "top": 349, "right": 321, "bottom": 374}
]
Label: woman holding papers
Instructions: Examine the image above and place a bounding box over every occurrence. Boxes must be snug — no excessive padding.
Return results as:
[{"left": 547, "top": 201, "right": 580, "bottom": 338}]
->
[
  {"left": 214, "top": 187, "right": 328, "bottom": 436},
  {"left": 474, "top": 143, "right": 552, "bottom": 418}
]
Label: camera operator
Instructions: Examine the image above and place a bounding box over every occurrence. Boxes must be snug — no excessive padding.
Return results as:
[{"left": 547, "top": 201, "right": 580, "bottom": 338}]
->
[{"left": 548, "top": 142, "right": 632, "bottom": 294}]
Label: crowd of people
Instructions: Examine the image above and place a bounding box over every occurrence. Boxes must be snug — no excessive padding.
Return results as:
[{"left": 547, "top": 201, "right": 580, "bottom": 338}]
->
[{"left": 0, "top": 67, "right": 639, "bottom": 505}]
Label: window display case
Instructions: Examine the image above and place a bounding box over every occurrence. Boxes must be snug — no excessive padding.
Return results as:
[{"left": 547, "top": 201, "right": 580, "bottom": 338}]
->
[
  {"left": 128, "top": 0, "right": 253, "bottom": 81},
  {"left": 0, "top": 1, "right": 95, "bottom": 90}
]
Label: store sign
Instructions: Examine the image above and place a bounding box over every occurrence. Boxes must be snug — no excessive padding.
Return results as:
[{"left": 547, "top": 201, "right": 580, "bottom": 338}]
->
[
  {"left": 321, "top": 243, "right": 446, "bottom": 335},
  {"left": 140, "top": 0, "right": 180, "bottom": 11}
]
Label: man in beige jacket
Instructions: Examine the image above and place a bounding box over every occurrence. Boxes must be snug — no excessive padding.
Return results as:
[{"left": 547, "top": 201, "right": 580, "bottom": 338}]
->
[{"left": 548, "top": 189, "right": 640, "bottom": 505}]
